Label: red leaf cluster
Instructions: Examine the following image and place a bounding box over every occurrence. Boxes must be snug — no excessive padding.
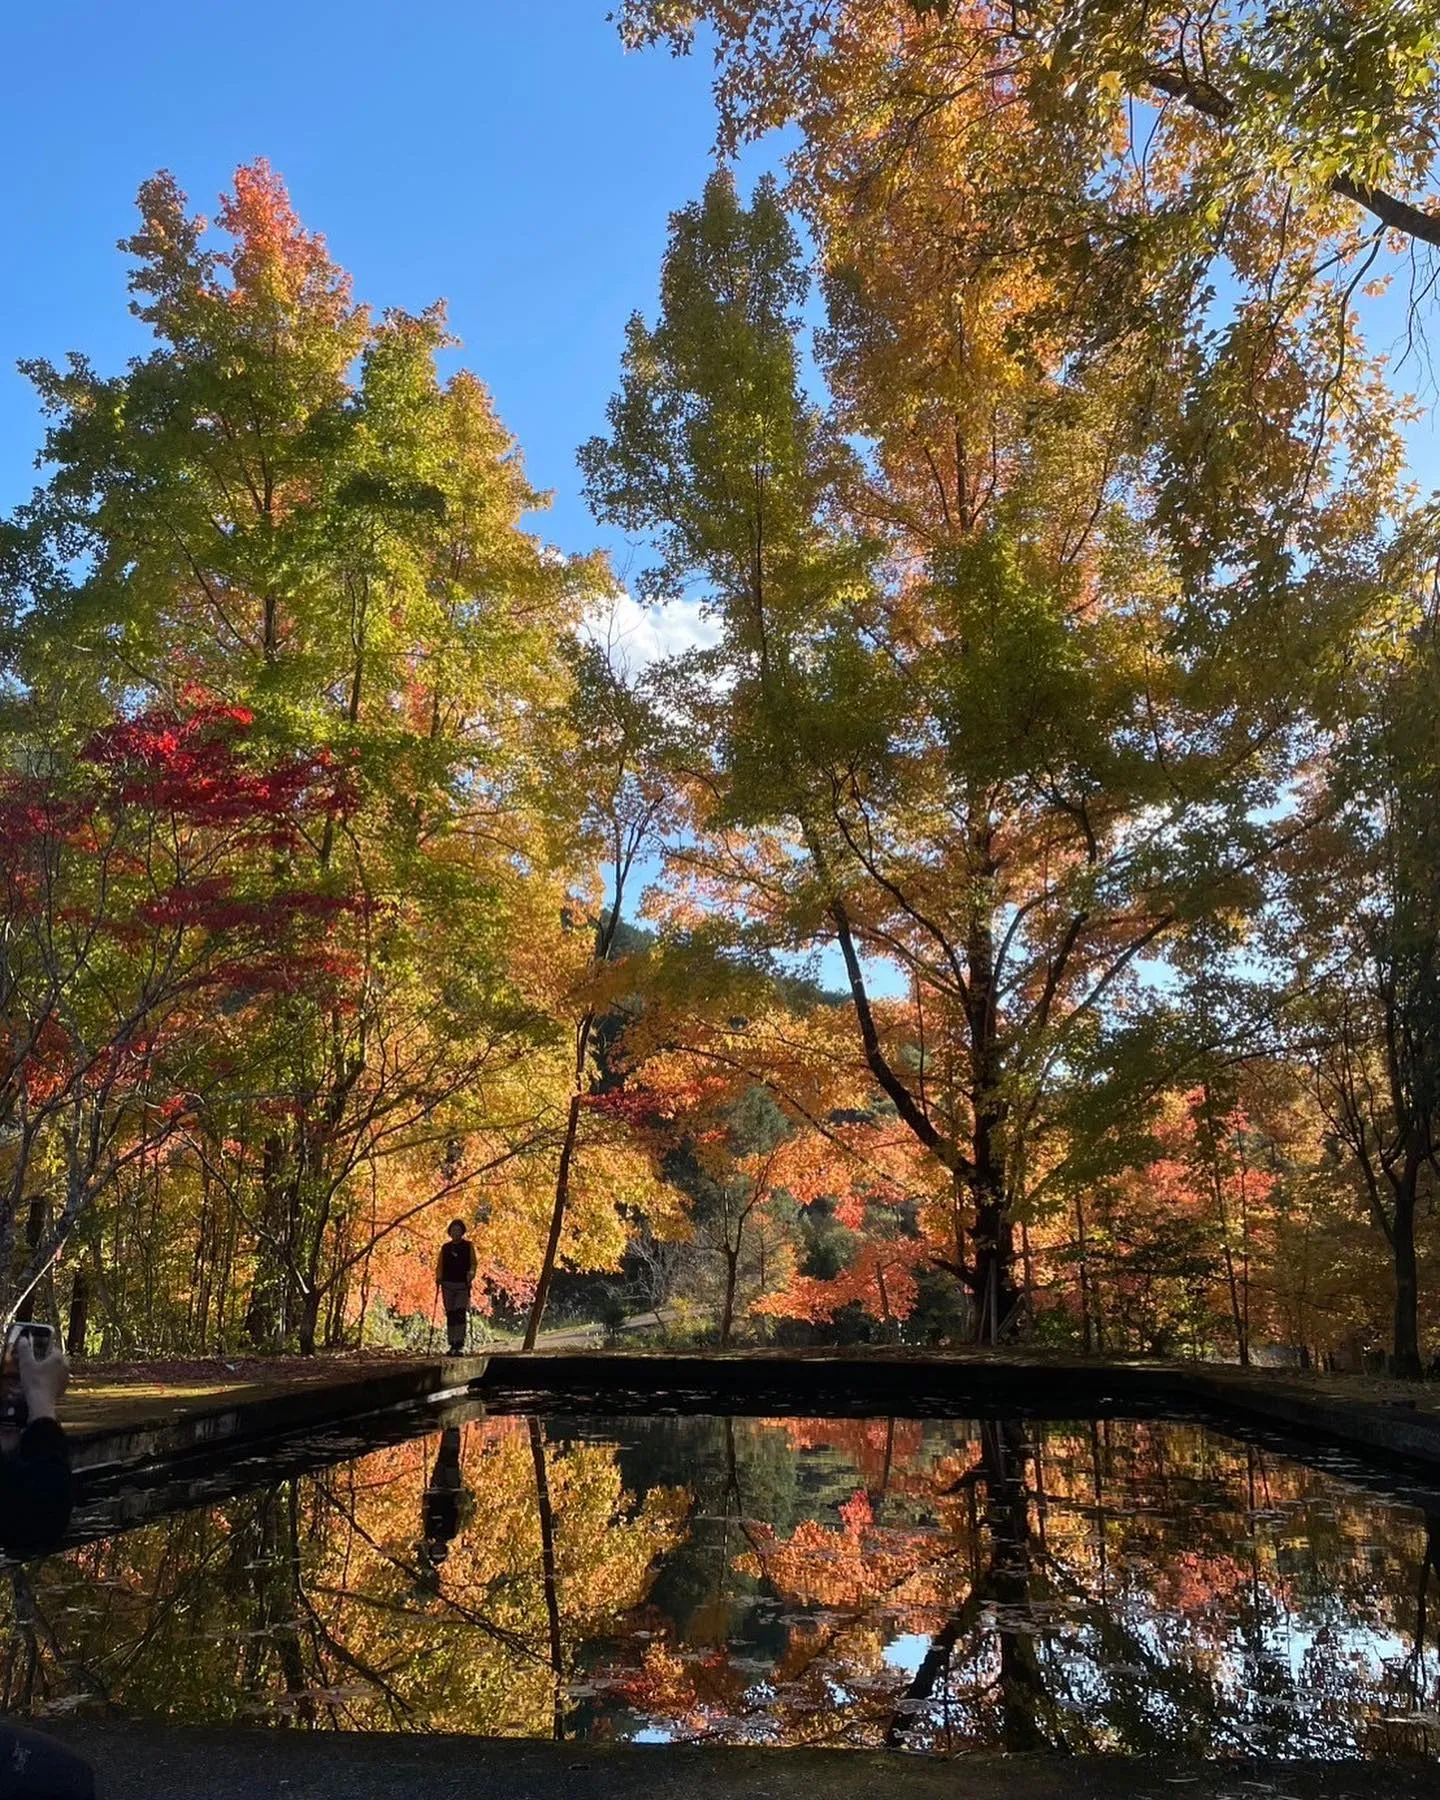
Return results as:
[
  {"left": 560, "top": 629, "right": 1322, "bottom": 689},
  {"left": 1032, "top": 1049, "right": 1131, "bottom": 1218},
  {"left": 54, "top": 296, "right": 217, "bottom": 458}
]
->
[{"left": 84, "top": 705, "right": 354, "bottom": 830}]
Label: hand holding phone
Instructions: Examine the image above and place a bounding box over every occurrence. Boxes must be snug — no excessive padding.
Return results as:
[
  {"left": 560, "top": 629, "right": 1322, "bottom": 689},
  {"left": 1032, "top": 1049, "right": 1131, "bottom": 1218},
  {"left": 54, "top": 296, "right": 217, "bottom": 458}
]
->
[{"left": 0, "top": 1324, "right": 63, "bottom": 1429}]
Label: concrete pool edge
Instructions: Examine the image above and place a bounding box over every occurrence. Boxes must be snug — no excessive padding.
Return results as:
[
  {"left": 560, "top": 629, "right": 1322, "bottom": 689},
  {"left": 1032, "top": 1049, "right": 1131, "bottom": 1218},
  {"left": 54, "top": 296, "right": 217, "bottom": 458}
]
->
[
  {"left": 477, "top": 1349, "right": 1440, "bottom": 1470},
  {"left": 61, "top": 1348, "right": 1440, "bottom": 1484},
  {"left": 67, "top": 1357, "right": 486, "bottom": 1480},
  {"left": 29, "top": 1722, "right": 1440, "bottom": 1800}
]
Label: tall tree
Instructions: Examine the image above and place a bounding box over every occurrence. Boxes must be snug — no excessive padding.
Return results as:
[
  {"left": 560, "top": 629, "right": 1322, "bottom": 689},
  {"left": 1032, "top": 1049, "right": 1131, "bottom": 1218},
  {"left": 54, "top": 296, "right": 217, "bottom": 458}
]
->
[
  {"left": 521, "top": 633, "right": 678, "bottom": 1348},
  {"left": 620, "top": 5, "right": 1440, "bottom": 295},
  {"left": 1279, "top": 586, "right": 1440, "bottom": 1375},
  {"left": 2, "top": 164, "right": 599, "bottom": 1348},
  {"left": 582, "top": 172, "right": 1382, "bottom": 1340},
  {"left": 0, "top": 703, "right": 355, "bottom": 1326}
]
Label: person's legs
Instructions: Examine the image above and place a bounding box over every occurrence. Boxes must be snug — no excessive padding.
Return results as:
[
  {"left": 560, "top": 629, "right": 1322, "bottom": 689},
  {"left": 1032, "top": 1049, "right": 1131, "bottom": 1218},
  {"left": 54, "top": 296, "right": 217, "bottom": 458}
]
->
[{"left": 440, "top": 1281, "right": 469, "bottom": 1353}]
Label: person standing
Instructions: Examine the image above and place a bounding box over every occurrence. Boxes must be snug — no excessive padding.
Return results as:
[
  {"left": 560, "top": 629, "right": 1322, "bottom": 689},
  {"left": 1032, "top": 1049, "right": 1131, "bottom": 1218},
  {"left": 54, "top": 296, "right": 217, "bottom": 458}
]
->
[{"left": 435, "top": 1219, "right": 477, "bottom": 1355}]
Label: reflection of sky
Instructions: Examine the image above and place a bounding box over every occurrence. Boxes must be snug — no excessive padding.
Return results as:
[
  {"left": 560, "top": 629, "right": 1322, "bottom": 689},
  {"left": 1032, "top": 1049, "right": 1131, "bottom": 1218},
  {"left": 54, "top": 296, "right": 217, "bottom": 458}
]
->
[
  {"left": 634, "top": 1420, "right": 1440, "bottom": 1759},
  {"left": 856, "top": 1515, "right": 1434, "bottom": 1759},
  {"left": 21, "top": 1410, "right": 1440, "bottom": 1756},
  {"left": 882, "top": 1633, "right": 930, "bottom": 1678}
]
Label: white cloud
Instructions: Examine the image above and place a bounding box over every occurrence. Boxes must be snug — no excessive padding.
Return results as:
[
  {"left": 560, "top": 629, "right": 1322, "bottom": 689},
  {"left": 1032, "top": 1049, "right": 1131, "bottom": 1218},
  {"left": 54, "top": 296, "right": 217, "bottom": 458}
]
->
[{"left": 581, "top": 589, "right": 720, "bottom": 675}]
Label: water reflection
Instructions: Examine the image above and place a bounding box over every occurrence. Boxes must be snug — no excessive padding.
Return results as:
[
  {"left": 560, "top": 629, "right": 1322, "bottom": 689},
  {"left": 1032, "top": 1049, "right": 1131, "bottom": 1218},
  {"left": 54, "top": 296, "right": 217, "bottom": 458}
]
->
[
  {"left": 420, "top": 1427, "right": 467, "bottom": 1575},
  {"left": 1, "top": 1412, "right": 1438, "bottom": 1758}
]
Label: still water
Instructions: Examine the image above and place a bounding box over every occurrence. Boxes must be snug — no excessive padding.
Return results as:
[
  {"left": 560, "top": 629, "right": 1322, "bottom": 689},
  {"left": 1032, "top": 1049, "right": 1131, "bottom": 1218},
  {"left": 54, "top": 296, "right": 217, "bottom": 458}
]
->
[{"left": 7, "top": 1409, "right": 1440, "bottom": 1757}]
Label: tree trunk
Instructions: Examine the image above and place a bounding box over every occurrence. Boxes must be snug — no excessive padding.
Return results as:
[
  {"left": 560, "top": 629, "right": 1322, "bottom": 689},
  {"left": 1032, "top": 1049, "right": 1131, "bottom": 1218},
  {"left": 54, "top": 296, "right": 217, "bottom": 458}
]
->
[
  {"left": 528, "top": 1418, "right": 565, "bottom": 1741},
  {"left": 983, "top": 1419, "right": 1048, "bottom": 1752},
  {"left": 522, "top": 845, "right": 636, "bottom": 1352},
  {"left": 296, "top": 1287, "right": 322, "bottom": 1358},
  {"left": 883, "top": 1417, "right": 1043, "bottom": 1751},
  {"left": 65, "top": 1267, "right": 89, "bottom": 1359},
  {"left": 973, "top": 1184, "right": 1019, "bottom": 1346},
  {"left": 1206, "top": 1100, "right": 1249, "bottom": 1366},
  {"left": 15, "top": 1195, "right": 45, "bottom": 1324},
  {"left": 1074, "top": 1190, "right": 1099, "bottom": 1351},
  {"left": 1220, "top": 1234, "right": 1249, "bottom": 1366},
  {"left": 0, "top": 1197, "right": 17, "bottom": 1332},
  {"left": 524, "top": 1089, "right": 585, "bottom": 1351},
  {"left": 967, "top": 895, "right": 1018, "bottom": 1344},
  {"left": 246, "top": 1135, "right": 290, "bottom": 1347},
  {"left": 719, "top": 1244, "right": 740, "bottom": 1348},
  {"left": 1392, "top": 1178, "right": 1422, "bottom": 1378},
  {"left": 1019, "top": 1221, "right": 1035, "bottom": 1334}
]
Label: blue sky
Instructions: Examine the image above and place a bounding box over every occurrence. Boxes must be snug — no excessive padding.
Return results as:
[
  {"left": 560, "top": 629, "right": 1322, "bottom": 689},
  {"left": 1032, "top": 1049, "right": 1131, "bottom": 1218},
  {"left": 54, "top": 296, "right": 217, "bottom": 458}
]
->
[
  {"left": 6, "top": 4, "right": 1437, "bottom": 567},
  {"left": 4, "top": 3, "right": 1437, "bottom": 1002},
  {"left": 0, "top": 0, "right": 780, "bottom": 571}
]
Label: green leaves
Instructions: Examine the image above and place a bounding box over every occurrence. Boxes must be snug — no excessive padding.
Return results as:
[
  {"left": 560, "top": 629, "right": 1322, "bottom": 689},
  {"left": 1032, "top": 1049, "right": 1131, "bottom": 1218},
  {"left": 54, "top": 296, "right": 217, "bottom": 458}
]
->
[
  {"left": 581, "top": 172, "right": 851, "bottom": 622},
  {"left": 0, "top": 164, "right": 610, "bottom": 1349}
]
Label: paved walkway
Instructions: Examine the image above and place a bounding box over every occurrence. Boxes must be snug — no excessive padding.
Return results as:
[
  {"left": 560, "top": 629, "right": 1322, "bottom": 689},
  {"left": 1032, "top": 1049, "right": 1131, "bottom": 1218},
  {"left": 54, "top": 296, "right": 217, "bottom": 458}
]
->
[
  {"left": 64, "top": 1355, "right": 430, "bottom": 1436},
  {"left": 61, "top": 1301, "right": 670, "bottom": 1438},
  {"left": 34, "top": 1724, "right": 1438, "bottom": 1800},
  {"left": 65, "top": 1356, "right": 483, "bottom": 1477}
]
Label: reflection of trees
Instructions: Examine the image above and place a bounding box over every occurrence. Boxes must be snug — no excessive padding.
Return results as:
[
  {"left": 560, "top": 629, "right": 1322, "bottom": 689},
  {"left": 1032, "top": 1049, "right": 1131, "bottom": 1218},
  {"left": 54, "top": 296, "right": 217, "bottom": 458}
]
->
[
  {"left": 885, "top": 1420, "right": 1044, "bottom": 1750},
  {"left": 529, "top": 1418, "right": 564, "bottom": 1739},
  {"left": 1412, "top": 1514, "right": 1440, "bottom": 1687},
  {"left": 0, "top": 1563, "right": 108, "bottom": 1718},
  {"left": 1383, "top": 1511, "right": 1440, "bottom": 1756},
  {"left": 609, "top": 1412, "right": 801, "bottom": 1651},
  {"left": 600, "top": 1414, "right": 1440, "bottom": 1758},
  {"left": 0, "top": 1422, "right": 687, "bottom": 1736},
  {"left": 0, "top": 1413, "right": 1437, "bottom": 1755}
]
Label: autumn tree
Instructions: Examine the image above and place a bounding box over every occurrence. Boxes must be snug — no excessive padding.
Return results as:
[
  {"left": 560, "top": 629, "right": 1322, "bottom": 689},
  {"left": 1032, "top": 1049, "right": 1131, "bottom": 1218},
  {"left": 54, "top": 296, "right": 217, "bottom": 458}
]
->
[
  {"left": 650, "top": 1078, "right": 803, "bottom": 1345},
  {"left": 0, "top": 702, "right": 355, "bottom": 1328},
  {"left": 1277, "top": 589, "right": 1440, "bottom": 1375},
  {"left": 523, "top": 634, "right": 679, "bottom": 1348},
  {"left": 619, "top": 4, "right": 1440, "bottom": 385},
  {"left": 581, "top": 170, "right": 1384, "bottom": 1344},
  {"left": 610, "top": 3, "right": 1440, "bottom": 1361},
  {"left": 2, "top": 164, "right": 606, "bottom": 1350}
]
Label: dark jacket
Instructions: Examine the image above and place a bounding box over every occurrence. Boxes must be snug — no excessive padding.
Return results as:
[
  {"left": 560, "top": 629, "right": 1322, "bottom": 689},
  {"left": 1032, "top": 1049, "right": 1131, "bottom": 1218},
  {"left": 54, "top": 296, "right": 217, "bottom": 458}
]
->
[{"left": 0, "top": 1418, "right": 73, "bottom": 1560}]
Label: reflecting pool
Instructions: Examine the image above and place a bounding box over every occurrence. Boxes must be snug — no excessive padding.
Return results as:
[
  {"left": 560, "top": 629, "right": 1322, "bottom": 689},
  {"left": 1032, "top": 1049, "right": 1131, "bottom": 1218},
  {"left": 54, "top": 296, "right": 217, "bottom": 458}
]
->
[{"left": 7, "top": 1409, "right": 1440, "bottom": 1757}]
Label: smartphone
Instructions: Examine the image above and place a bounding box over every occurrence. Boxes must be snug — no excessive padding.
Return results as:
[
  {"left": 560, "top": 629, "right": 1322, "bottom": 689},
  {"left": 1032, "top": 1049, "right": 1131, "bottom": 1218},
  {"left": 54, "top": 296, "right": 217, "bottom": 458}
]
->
[{"left": 0, "top": 1322, "right": 56, "bottom": 1429}]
